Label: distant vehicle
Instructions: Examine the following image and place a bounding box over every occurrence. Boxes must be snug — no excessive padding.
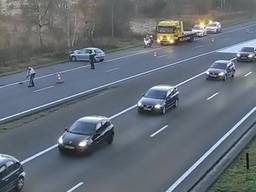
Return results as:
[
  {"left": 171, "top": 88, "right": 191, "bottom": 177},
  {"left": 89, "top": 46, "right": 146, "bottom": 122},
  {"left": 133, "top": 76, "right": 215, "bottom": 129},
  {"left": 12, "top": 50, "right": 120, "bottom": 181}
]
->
[
  {"left": 58, "top": 116, "right": 114, "bottom": 154},
  {"left": 156, "top": 20, "right": 196, "bottom": 45},
  {"left": 137, "top": 85, "right": 179, "bottom": 115},
  {"left": 192, "top": 24, "right": 207, "bottom": 37},
  {"left": 236, "top": 47, "right": 256, "bottom": 62},
  {"left": 206, "top": 60, "right": 235, "bottom": 81},
  {"left": 0, "top": 154, "right": 25, "bottom": 192},
  {"left": 70, "top": 48, "right": 105, "bottom": 62},
  {"left": 206, "top": 21, "right": 222, "bottom": 34}
]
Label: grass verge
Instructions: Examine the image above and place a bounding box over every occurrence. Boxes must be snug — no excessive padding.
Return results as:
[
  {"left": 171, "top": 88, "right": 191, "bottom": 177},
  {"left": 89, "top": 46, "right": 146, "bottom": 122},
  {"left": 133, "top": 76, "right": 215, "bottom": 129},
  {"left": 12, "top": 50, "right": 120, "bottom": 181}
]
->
[{"left": 209, "top": 136, "right": 256, "bottom": 192}]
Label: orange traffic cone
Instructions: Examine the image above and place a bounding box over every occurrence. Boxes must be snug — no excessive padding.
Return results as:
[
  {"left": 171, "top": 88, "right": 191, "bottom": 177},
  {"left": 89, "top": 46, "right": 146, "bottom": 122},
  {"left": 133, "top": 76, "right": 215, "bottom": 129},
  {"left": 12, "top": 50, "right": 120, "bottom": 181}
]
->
[
  {"left": 56, "top": 72, "right": 64, "bottom": 84},
  {"left": 154, "top": 51, "right": 157, "bottom": 57}
]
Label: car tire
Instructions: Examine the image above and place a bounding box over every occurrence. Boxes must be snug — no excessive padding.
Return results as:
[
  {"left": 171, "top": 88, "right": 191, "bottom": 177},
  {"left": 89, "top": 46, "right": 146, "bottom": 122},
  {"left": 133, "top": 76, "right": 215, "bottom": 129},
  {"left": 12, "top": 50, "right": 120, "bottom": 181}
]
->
[
  {"left": 107, "top": 135, "right": 114, "bottom": 145},
  {"left": 71, "top": 56, "right": 77, "bottom": 62},
  {"left": 100, "top": 59, "right": 104, "bottom": 62},
  {"left": 15, "top": 176, "right": 25, "bottom": 192},
  {"left": 223, "top": 75, "right": 227, "bottom": 81},
  {"left": 161, "top": 106, "right": 166, "bottom": 115},
  {"left": 231, "top": 73, "right": 235, "bottom": 78}
]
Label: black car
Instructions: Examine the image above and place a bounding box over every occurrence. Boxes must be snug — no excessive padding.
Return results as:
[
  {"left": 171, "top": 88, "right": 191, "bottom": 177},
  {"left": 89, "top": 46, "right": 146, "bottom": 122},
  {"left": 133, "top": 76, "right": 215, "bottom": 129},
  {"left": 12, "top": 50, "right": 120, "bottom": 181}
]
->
[
  {"left": 0, "top": 154, "right": 25, "bottom": 192},
  {"left": 206, "top": 60, "right": 236, "bottom": 81},
  {"left": 137, "top": 85, "right": 179, "bottom": 115},
  {"left": 58, "top": 116, "right": 114, "bottom": 154},
  {"left": 236, "top": 47, "right": 256, "bottom": 62}
]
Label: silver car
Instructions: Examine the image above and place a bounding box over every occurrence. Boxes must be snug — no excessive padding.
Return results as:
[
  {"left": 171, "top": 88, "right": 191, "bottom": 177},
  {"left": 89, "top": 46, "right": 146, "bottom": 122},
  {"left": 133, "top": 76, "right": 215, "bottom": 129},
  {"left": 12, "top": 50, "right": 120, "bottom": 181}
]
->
[{"left": 70, "top": 47, "right": 105, "bottom": 62}]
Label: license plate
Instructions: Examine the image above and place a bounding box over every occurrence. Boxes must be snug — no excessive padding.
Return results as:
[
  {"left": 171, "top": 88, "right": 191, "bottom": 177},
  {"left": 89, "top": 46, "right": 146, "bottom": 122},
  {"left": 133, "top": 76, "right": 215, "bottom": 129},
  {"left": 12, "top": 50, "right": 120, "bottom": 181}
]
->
[
  {"left": 64, "top": 145, "right": 75, "bottom": 150},
  {"left": 242, "top": 57, "right": 247, "bottom": 59},
  {"left": 144, "top": 107, "right": 151, "bottom": 111}
]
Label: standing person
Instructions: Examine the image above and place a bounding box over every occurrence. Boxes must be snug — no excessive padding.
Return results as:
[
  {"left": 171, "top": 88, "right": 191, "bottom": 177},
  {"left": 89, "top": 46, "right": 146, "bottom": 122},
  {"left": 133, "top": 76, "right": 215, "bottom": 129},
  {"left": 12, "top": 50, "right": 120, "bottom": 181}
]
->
[
  {"left": 26, "top": 67, "right": 36, "bottom": 87},
  {"left": 89, "top": 50, "right": 96, "bottom": 69}
]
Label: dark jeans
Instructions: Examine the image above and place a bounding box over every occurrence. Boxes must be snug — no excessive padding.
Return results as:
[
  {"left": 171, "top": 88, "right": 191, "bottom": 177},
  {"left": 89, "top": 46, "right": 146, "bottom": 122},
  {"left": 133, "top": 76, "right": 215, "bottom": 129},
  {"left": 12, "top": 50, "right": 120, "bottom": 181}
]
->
[
  {"left": 28, "top": 73, "right": 35, "bottom": 87},
  {"left": 90, "top": 60, "right": 95, "bottom": 69}
]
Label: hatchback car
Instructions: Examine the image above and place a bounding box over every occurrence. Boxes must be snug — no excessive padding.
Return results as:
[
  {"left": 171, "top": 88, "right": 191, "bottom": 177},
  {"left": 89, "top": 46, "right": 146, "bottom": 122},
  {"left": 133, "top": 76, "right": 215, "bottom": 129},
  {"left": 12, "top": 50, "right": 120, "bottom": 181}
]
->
[
  {"left": 69, "top": 47, "right": 105, "bottom": 62},
  {"left": 0, "top": 154, "right": 25, "bottom": 192},
  {"left": 137, "top": 85, "right": 179, "bottom": 115},
  {"left": 58, "top": 116, "right": 114, "bottom": 154},
  {"left": 206, "top": 21, "right": 222, "bottom": 33},
  {"left": 236, "top": 47, "right": 256, "bottom": 62},
  {"left": 206, "top": 60, "right": 235, "bottom": 81}
]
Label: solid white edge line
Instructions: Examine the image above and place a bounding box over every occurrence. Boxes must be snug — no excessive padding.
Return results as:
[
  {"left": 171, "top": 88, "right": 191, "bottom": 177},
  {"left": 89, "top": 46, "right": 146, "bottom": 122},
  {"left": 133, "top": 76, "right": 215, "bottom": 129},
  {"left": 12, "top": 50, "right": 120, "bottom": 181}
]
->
[
  {"left": 165, "top": 106, "right": 256, "bottom": 192},
  {"left": 33, "top": 86, "right": 54, "bottom": 93},
  {"left": 66, "top": 182, "right": 84, "bottom": 192},
  {"left": 21, "top": 144, "right": 58, "bottom": 165},
  {"left": 206, "top": 92, "right": 219, "bottom": 101},
  {"left": 244, "top": 71, "right": 252, "bottom": 77},
  {"left": 150, "top": 125, "right": 168, "bottom": 138}
]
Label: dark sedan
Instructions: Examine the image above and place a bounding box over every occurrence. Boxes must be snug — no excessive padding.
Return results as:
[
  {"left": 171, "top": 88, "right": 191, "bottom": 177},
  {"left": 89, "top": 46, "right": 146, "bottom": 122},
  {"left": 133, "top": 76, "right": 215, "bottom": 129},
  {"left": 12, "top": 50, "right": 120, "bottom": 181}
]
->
[
  {"left": 206, "top": 60, "right": 235, "bottom": 81},
  {"left": 58, "top": 116, "right": 114, "bottom": 154},
  {"left": 236, "top": 47, "right": 256, "bottom": 62},
  {"left": 137, "top": 85, "right": 179, "bottom": 115}
]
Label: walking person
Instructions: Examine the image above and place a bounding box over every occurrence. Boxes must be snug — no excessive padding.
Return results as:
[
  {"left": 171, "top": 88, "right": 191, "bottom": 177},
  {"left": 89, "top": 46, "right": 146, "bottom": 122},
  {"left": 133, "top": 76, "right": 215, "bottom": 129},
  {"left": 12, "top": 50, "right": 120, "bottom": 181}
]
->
[
  {"left": 26, "top": 67, "right": 36, "bottom": 87},
  {"left": 89, "top": 50, "right": 96, "bottom": 69}
]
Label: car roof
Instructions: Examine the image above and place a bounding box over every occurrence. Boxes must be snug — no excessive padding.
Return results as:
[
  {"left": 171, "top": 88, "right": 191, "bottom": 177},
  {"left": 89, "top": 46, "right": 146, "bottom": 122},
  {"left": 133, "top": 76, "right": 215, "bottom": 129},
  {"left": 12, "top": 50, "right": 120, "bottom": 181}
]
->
[
  {"left": 77, "top": 116, "right": 108, "bottom": 124},
  {"left": 0, "top": 154, "right": 19, "bottom": 165},
  {"left": 241, "top": 46, "right": 255, "bottom": 50},
  {"left": 150, "top": 85, "right": 174, "bottom": 91}
]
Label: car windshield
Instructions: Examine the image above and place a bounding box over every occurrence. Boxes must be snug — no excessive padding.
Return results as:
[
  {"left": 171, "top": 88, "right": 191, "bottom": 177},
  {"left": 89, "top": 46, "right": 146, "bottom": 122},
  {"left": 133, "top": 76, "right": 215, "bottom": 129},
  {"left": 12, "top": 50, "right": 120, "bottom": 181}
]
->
[
  {"left": 211, "top": 62, "right": 227, "bottom": 69},
  {"left": 193, "top": 26, "right": 202, "bottom": 30},
  {"left": 241, "top": 47, "right": 254, "bottom": 52},
  {"left": 68, "top": 121, "right": 96, "bottom": 135},
  {"left": 157, "top": 26, "right": 176, "bottom": 33},
  {"left": 208, "top": 24, "right": 217, "bottom": 27},
  {"left": 144, "top": 89, "right": 166, "bottom": 100}
]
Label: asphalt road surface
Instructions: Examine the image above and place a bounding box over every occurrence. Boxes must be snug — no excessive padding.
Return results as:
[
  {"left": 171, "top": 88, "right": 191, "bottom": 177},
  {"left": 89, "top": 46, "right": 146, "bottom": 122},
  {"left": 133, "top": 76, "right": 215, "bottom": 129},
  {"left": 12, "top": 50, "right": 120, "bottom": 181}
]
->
[{"left": 1, "top": 21, "right": 256, "bottom": 192}]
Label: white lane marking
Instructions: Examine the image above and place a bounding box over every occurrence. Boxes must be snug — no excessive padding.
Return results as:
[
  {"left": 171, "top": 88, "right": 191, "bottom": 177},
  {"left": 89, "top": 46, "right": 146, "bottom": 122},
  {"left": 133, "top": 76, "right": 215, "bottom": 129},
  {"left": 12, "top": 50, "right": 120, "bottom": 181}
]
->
[
  {"left": 158, "top": 54, "right": 167, "bottom": 58},
  {"left": 105, "top": 67, "right": 120, "bottom": 73},
  {"left": 150, "top": 125, "right": 168, "bottom": 138},
  {"left": 20, "top": 69, "right": 205, "bottom": 165},
  {"left": 0, "top": 49, "right": 218, "bottom": 123},
  {"left": 33, "top": 86, "right": 54, "bottom": 93},
  {"left": 206, "top": 92, "right": 219, "bottom": 101},
  {"left": 0, "top": 49, "right": 161, "bottom": 90},
  {"left": 21, "top": 144, "right": 58, "bottom": 165},
  {"left": 66, "top": 182, "right": 84, "bottom": 192},
  {"left": 244, "top": 71, "right": 252, "bottom": 77},
  {"left": 195, "top": 45, "right": 204, "bottom": 49},
  {"left": 165, "top": 106, "right": 256, "bottom": 192}
]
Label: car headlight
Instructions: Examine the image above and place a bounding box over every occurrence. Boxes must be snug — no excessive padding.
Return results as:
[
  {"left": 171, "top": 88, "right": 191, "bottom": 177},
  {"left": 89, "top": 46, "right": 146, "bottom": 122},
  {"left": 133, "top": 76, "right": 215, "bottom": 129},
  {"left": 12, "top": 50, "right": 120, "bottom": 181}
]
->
[
  {"left": 137, "top": 101, "right": 142, "bottom": 107},
  {"left": 169, "top": 39, "right": 175, "bottom": 44},
  {"left": 157, "top": 39, "right": 161, "bottom": 43},
  {"left": 237, "top": 53, "right": 241, "bottom": 57},
  {"left": 58, "top": 136, "right": 63, "bottom": 144},
  {"left": 206, "top": 71, "right": 210, "bottom": 75},
  {"left": 154, "top": 104, "right": 162, "bottom": 109},
  {"left": 219, "top": 72, "right": 225, "bottom": 76},
  {"left": 249, "top": 54, "right": 254, "bottom": 58},
  {"left": 78, "top": 140, "right": 88, "bottom": 147}
]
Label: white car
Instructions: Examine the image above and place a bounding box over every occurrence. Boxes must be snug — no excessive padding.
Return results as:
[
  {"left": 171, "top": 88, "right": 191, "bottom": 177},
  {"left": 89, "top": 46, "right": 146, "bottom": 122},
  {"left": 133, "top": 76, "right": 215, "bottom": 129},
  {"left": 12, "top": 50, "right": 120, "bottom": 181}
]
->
[
  {"left": 70, "top": 47, "right": 105, "bottom": 62},
  {"left": 206, "top": 21, "right": 222, "bottom": 34},
  {"left": 192, "top": 25, "right": 207, "bottom": 37}
]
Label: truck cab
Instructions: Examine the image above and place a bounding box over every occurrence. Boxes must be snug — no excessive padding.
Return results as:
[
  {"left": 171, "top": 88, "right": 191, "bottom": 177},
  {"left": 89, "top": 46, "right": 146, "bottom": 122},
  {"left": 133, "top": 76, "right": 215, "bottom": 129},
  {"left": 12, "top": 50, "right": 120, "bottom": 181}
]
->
[{"left": 156, "top": 20, "right": 195, "bottom": 45}]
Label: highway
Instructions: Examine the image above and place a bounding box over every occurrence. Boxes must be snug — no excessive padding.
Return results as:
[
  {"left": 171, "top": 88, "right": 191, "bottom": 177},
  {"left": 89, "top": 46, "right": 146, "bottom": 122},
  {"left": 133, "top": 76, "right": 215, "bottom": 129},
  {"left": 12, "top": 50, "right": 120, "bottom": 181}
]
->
[{"left": 1, "top": 21, "right": 256, "bottom": 192}]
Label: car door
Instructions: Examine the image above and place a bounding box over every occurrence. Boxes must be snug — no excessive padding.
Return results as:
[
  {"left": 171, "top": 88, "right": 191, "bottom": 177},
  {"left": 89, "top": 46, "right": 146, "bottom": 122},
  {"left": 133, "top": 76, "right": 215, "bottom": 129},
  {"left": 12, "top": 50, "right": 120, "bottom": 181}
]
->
[
  {"left": 93, "top": 122, "right": 105, "bottom": 144},
  {"left": 75, "top": 50, "right": 84, "bottom": 61},
  {"left": 0, "top": 165, "right": 8, "bottom": 192},
  {"left": 165, "top": 90, "right": 172, "bottom": 109}
]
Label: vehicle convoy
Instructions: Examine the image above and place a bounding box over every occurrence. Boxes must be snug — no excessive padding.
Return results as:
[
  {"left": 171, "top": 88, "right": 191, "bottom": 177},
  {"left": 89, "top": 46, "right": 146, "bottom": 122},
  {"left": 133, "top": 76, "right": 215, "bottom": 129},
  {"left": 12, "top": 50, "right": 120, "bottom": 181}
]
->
[
  {"left": 137, "top": 85, "right": 179, "bottom": 115},
  {"left": 58, "top": 116, "right": 114, "bottom": 154},
  {"left": 206, "top": 60, "right": 236, "bottom": 81},
  {"left": 0, "top": 154, "right": 25, "bottom": 192},
  {"left": 70, "top": 47, "right": 105, "bottom": 62},
  {"left": 236, "top": 47, "right": 256, "bottom": 62},
  {"left": 156, "top": 20, "right": 197, "bottom": 45}
]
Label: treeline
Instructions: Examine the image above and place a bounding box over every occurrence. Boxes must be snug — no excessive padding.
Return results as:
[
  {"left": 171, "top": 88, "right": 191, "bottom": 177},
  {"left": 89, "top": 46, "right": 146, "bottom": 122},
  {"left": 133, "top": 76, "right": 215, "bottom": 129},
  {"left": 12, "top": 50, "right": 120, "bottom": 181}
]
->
[{"left": 0, "top": 0, "right": 255, "bottom": 66}]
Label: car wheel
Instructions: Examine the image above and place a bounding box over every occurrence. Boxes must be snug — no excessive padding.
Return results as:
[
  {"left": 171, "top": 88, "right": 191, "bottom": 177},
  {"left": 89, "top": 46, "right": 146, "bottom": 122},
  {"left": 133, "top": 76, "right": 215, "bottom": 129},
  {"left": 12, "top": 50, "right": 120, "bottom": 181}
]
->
[
  {"left": 107, "top": 135, "right": 114, "bottom": 145},
  {"left": 137, "top": 108, "right": 142, "bottom": 113},
  {"left": 174, "top": 99, "right": 179, "bottom": 108},
  {"left": 231, "top": 73, "right": 235, "bottom": 78},
  {"left": 100, "top": 58, "right": 104, "bottom": 62},
  {"left": 15, "top": 176, "right": 25, "bottom": 192},
  {"left": 71, "top": 56, "right": 77, "bottom": 62},
  {"left": 223, "top": 75, "right": 227, "bottom": 81},
  {"left": 161, "top": 106, "right": 166, "bottom": 115}
]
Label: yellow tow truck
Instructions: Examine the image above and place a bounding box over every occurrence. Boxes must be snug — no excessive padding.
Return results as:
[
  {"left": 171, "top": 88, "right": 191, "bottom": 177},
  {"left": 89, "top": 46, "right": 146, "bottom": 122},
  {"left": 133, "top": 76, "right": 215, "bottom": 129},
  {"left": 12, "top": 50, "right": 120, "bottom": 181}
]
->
[{"left": 156, "top": 20, "right": 196, "bottom": 45}]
